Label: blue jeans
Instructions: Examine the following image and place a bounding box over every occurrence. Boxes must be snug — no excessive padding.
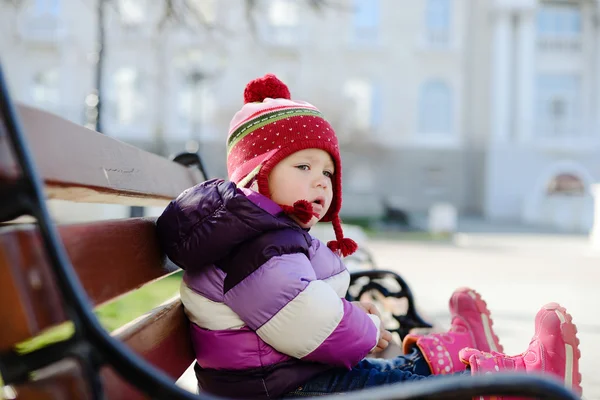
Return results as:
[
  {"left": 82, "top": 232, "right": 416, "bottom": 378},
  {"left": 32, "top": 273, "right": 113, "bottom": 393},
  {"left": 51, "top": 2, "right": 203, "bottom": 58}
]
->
[{"left": 285, "top": 348, "right": 463, "bottom": 397}]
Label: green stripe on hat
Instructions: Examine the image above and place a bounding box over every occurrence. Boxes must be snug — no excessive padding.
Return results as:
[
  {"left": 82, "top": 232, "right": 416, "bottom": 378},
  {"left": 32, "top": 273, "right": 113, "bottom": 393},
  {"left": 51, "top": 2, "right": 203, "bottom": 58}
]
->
[{"left": 227, "top": 108, "right": 323, "bottom": 153}]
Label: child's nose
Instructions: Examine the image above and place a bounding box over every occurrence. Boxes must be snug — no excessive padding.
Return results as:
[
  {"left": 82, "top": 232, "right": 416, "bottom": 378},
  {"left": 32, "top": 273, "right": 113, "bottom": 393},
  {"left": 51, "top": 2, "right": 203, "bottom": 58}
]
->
[{"left": 314, "top": 174, "right": 329, "bottom": 188}]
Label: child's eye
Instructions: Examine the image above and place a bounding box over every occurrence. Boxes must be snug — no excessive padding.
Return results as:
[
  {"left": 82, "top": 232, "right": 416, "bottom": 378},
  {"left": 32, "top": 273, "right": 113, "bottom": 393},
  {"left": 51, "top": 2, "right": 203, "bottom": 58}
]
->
[
  {"left": 323, "top": 171, "right": 333, "bottom": 178},
  {"left": 296, "top": 165, "right": 310, "bottom": 171}
]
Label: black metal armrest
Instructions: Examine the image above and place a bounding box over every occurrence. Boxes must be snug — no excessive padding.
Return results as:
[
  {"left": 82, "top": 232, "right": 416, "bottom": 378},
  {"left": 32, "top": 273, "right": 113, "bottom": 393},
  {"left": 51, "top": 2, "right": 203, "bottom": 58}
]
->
[
  {"left": 346, "top": 270, "right": 433, "bottom": 340},
  {"left": 334, "top": 372, "right": 580, "bottom": 400}
]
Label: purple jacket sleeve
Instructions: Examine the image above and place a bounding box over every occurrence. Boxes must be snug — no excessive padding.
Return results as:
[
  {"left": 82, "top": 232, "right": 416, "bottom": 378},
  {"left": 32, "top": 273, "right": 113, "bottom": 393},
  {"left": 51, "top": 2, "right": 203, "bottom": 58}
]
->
[
  {"left": 302, "top": 298, "right": 381, "bottom": 368},
  {"left": 223, "top": 252, "right": 380, "bottom": 368}
]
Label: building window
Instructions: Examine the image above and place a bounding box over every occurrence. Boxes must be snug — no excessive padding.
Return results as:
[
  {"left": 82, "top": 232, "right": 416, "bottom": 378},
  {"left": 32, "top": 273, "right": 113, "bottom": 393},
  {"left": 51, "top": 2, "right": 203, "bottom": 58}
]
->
[
  {"left": 343, "top": 79, "right": 379, "bottom": 133},
  {"left": 173, "top": 50, "right": 218, "bottom": 140},
  {"left": 23, "top": 0, "right": 63, "bottom": 40},
  {"left": 537, "top": 5, "right": 581, "bottom": 36},
  {"left": 266, "top": 0, "right": 299, "bottom": 46},
  {"left": 31, "top": 69, "right": 60, "bottom": 114},
  {"left": 178, "top": 72, "right": 217, "bottom": 140},
  {"left": 536, "top": 4, "right": 581, "bottom": 51},
  {"left": 34, "top": 0, "right": 61, "bottom": 16},
  {"left": 370, "top": 83, "right": 382, "bottom": 130},
  {"left": 351, "top": 0, "right": 380, "bottom": 45},
  {"left": 535, "top": 74, "right": 581, "bottom": 137},
  {"left": 109, "top": 67, "right": 146, "bottom": 128},
  {"left": 418, "top": 80, "right": 453, "bottom": 135},
  {"left": 425, "top": 0, "right": 451, "bottom": 46}
]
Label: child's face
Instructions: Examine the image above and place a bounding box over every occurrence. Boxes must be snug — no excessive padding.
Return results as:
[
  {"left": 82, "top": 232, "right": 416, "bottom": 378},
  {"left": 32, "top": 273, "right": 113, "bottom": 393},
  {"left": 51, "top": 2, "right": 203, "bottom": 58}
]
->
[{"left": 268, "top": 148, "right": 334, "bottom": 229}]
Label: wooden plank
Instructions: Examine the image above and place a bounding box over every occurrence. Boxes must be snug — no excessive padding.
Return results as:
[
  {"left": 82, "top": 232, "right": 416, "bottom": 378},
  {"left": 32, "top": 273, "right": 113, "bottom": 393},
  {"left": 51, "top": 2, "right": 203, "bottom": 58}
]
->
[
  {"left": 0, "top": 104, "right": 205, "bottom": 206},
  {"left": 112, "top": 298, "right": 194, "bottom": 381},
  {"left": 0, "top": 228, "right": 66, "bottom": 351},
  {"left": 0, "top": 218, "right": 178, "bottom": 351},
  {"left": 101, "top": 298, "right": 195, "bottom": 400}
]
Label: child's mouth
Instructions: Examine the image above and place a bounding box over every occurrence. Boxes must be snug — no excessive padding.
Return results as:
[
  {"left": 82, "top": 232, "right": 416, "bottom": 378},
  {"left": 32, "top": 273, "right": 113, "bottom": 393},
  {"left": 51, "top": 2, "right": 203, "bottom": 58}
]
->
[{"left": 312, "top": 197, "right": 325, "bottom": 214}]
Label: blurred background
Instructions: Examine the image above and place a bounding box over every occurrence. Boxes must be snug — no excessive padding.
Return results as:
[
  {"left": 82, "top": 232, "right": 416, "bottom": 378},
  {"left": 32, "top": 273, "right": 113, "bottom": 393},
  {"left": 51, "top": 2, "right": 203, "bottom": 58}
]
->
[
  {"left": 1, "top": 0, "right": 600, "bottom": 396},
  {"left": 2, "top": 0, "right": 600, "bottom": 234}
]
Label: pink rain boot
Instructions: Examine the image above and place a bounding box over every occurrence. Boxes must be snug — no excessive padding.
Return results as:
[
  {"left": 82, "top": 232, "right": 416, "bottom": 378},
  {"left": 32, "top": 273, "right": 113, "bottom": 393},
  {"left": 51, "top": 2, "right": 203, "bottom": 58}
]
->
[
  {"left": 402, "top": 288, "right": 503, "bottom": 375},
  {"left": 459, "top": 303, "right": 582, "bottom": 399}
]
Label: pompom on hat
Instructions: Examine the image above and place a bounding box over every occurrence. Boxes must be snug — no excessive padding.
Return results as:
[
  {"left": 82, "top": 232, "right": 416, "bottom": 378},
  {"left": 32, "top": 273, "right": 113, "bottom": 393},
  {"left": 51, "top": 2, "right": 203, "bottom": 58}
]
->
[{"left": 226, "top": 74, "right": 357, "bottom": 257}]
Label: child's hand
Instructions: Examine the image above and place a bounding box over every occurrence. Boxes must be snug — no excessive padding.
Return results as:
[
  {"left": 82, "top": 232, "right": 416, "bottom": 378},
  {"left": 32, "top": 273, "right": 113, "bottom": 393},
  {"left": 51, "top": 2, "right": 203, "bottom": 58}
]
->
[
  {"left": 373, "top": 328, "right": 393, "bottom": 353},
  {"left": 352, "top": 301, "right": 381, "bottom": 318},
  {"left": 352, "top": 301, "right": 392, "bottom": 352}
]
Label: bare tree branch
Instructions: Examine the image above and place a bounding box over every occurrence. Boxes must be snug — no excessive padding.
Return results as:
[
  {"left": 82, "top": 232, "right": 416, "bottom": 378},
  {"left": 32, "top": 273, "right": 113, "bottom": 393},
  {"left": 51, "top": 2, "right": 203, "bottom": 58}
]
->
[
  {"left": 1, "top": 0, "right": 25, "bottom": 8},
  {"left": 244, "top": 0, "right": 258, "bottom": 35},
  {"left": 157, "top": 0, "right": 175, "bottom": 31},
  {"left": 309, "top": 0, "right": 327, "bottom": 10},
  {"left": 243, "top": 0, "right": 334, "bottom": 36},
  {"left": 181, "top": 0, "right": 213, "bottom": 29},
  {"left": 156, "top": 0, "right": 235, "bottom": 36}
]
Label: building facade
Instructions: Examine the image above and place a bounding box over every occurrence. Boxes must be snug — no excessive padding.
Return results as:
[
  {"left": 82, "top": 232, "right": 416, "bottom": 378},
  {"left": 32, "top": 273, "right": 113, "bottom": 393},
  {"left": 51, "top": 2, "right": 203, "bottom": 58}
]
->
[{"left": 1, "top": 0, "right": 599, "bottom": 232}]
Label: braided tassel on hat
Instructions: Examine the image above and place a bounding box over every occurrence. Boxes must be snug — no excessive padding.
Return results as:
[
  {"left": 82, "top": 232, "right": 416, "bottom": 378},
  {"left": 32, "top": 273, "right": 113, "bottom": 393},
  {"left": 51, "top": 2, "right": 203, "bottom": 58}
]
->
[{"left": 327, "top": 216, "right": 358, "bottom": 257}]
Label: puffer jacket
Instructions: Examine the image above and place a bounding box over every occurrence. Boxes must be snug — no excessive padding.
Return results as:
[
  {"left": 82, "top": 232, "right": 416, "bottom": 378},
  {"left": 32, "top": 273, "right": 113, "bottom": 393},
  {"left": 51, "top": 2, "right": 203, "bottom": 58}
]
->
[{"left": 156, "top": 179, "right": 380, "bottom": 399}]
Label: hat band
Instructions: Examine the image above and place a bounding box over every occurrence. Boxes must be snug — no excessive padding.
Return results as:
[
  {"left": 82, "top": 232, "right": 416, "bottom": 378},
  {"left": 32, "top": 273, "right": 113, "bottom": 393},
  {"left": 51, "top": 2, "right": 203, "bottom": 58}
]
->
[{"left": 227, "top": 108, "right": 324, "bottom": 153}]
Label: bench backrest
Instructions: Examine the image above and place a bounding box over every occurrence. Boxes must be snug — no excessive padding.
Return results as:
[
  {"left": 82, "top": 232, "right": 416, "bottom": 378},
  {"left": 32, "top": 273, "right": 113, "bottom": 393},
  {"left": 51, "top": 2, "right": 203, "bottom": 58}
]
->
[{"left": 0, "top": 105, "right": 205, "bottom": 399}]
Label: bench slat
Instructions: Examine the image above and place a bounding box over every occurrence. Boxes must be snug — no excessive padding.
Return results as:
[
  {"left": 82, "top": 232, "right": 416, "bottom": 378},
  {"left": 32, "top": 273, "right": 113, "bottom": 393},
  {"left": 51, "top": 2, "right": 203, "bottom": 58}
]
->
[
  {"left": 0, "top": 218, "right": 177, "bottom": 351},
  {"left": 102, "top": 298, "right": 195, "bottom": 399},
  {"left": 0, "top": 104, "right": 204, "bottom": 206},
  {"left": 1, "top": 104, "right": 199, "bottom": 397},
  {"left": 0, "top": 230, "right": 67, "bottom": 351}
]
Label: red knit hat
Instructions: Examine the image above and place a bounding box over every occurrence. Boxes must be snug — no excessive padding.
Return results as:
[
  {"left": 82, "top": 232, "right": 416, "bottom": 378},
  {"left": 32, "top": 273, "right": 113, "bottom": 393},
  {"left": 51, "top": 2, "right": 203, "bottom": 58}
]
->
[{"left": 226, "top": 74, "right": 357, "bottom": 257}]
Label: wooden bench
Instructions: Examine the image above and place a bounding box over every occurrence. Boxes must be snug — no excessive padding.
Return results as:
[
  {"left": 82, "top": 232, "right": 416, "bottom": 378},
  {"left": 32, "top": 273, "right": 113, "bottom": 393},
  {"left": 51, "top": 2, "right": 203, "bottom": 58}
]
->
[
  {"left": 0, "top": 102, "right": 205, "bottom": 399},
  {"left": 0, "top": 68, "right": 581, "bottom": 400}
]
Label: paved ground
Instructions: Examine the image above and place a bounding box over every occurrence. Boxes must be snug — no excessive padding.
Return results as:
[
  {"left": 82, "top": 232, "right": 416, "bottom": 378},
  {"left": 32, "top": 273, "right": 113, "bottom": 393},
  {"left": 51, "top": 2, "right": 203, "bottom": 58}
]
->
[{"left": 366, "top": 232, "right": 599, "bottom": 399}]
